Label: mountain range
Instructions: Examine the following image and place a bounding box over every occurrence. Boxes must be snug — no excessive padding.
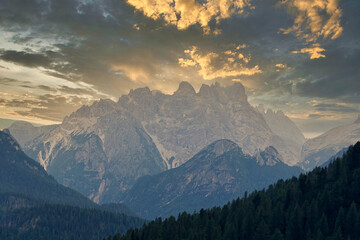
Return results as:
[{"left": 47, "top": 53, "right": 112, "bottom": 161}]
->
[
  {"left": 115, "top": 141, "right": 360, "bottom": 240},
  {"left": 10, "top": 82, "right": 305, "bottom": 203},
  {"left": 121, "top": 139, "right": 302, "bottom": 219},
  {"left": 5, "top": 82, "right": 360, "bottom": 211}
]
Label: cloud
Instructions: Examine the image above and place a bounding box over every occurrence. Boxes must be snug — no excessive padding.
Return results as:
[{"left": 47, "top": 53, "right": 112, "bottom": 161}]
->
[
  {"left": 0, "top": 93, "right": 95, "bottom": 122},
  {"left": 291, "top": 43, "right": 325, "bottom": 59},
  {"left": 275, "top": 63, "right": 288, "bottom": 68},
  {"left": 275, "top": 63, "right": 292, "bottom": 71},
  {"left": 178, "top": 45, "right": 262, "bottom": 80},
  {"left": 0, "top": 77, "right": 31, "bottom": 86},
  {"left": 280, "top": 0, "right": 343, "bottom": 41},
  {"left": 126, "top": 0, "right": 253, "bottom": 34},
  {"left": 0, "top": 50, "right": 51, "bottom": 68},
  {"left": 312, "top": 102, "right": 359, "bottom": 113},
  {"left": 0, "top": 0, "right": 358, "bottom": 135},
  {"left": 280, "top": 0, "right": 343, "bottom": 58}
]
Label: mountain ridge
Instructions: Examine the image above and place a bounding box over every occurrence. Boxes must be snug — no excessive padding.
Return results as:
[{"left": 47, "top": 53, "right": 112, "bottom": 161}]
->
[
  {"left": 300, "top": 115, "right": 360, "bottom": 170},
  {"left": 121, "top": 139, "right": 302, "bottom": 219},
  {"left": 23, "top": 81, "right": 305, "bottom": 203},
  {"left": 115, "top": 141, "right": 360, "bottom": 240},
  {"left": 0, "top": 130, "right": 96, "bottom": 208}
]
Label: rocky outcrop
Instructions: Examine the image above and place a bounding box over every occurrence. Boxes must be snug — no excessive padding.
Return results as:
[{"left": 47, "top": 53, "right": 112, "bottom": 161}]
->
[{"left": 25, "top": 102, "right": 167, "bottom": 203}]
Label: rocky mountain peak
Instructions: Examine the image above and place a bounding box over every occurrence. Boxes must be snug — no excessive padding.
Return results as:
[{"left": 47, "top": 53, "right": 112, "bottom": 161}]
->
[
  {"left": 354, "top": 114, "right": 360, "bottom": 124},
  {"left": 225, "top": 82, "right": 247, "bottom": 102},
  {"left": 66, "top": 99, "right": 117, "bottom": 121},
  {"left": 203, "top": 139, "right": 239, "bottom": 157},
  {"left": 174, "top": 81, "right": 196, "bottom": 96},
  {"left": 129, "top": 87, "right": 151, "bottom": 98},
  {"left": 256, "top": 146, "right": 283, "bottom": 166},
  {"left": 198, "top": 84, "right": 212, "bottom": 98}
]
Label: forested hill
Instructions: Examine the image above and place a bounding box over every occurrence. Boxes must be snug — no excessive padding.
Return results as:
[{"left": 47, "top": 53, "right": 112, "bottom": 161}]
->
[
  {"left": 109, "top": 141, "right": 360, "bottom": 240},
  {"left": 0, "top": 130, "right": 95, "bottom": 208},
  {"left": 0, "top": 203, "right": 145, "bottom": 240}
]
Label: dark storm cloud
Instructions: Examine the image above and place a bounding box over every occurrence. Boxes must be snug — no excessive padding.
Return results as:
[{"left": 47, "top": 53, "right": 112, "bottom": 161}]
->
[
  {"left": 292, "top": 45, "right": 360, "bottom": 100},
  {"left": 0, "top": 50, "right": 51, "bottom": 68}
]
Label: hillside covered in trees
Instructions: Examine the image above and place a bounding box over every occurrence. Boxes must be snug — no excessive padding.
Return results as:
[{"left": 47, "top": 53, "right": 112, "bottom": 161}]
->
[
  {"left": 0, "top": 203, "right": 144, "bottom": 240},
  {"left": 108, "top": 141, "right": 360, "bottom": 240}
]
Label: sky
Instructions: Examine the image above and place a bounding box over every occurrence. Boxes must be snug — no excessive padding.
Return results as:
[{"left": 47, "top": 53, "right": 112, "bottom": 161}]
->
[{"left": 0, "top": 0, "right": 359, "bottom": 138}]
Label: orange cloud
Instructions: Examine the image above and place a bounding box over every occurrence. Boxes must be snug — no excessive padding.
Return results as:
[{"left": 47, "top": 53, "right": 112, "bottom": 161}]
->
[
  {"left": 275, "top": 63, "right": 292, "bottom": 71},
  {"left": 291, "top": 43, "right": 326, "bottom": 59},
  {"left": 280, "top": 0, "right": 343, "bottom": 59},
  {"left": 178, "top": 45, "right": 262, "bottom": 80},
  {"left": 127, "top": 0, "right": 253, "bottom": 34}
]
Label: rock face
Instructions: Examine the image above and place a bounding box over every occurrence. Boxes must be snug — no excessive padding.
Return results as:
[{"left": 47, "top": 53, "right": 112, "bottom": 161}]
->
[
  {"left": 25, "top": 100, "right": 167, "bottom": 203},
  {"left": 121, "top": 139, "right": 302, "bottom": 219},
  {"left": 257, "top": 107, "right": 305, "bottom": 146},
  {"left": 117, "top": 82, "right": 299, "bottom": 167},
  {"left": 7, "top": 121, "right": 58, "bottom": 146},
  {"left": 300, "top": 116, "right": 360, "bottom": 170},
  {"left": 0, "top": 130, "right": 95, "bottom": 208},
  {"left": 24, "top": 82, "right": 303, "bottom": 203},
  {"left": 257, "top": 107, "right": 306, "bottom": 165}
]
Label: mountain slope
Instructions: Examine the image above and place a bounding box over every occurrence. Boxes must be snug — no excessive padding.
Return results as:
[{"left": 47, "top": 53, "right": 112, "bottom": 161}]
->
[
  {"left": 257, "top": 107, "right": 305, "bottom": 165},
  {"left": 0, "top": 118, "right": 17, "bottom": 130},
  {"left": 25, "top": 82, "right": 303, "bottom": 203},
  {"left": 257, "top": 106, "right": 305, "bottom": 146},
  {"left": 117, "top": 82, "right": 300, "bottom": 166},
  {"left": 0, "top": 130, "right": 95, "bottom": 207},
  {"left": 114, "top": 141, "right": 360, "bottom": 240},
  {"left": 7, "top": 121, "right": 58, "bottom": 146},
  {"left": 300, "top": 115, "right": 360, "bottom": 170},
  {"left": 0, "top": 130, "right": 145, "bottom": 240},
  {"left": 0, "top": 204, "right": 144, "bottom": 240},
  {"left": 121, "top": 140, "right": 302, "bottom": 219},
  {"left": 25, "top": 101, "right": 167, "bottom": 203}
]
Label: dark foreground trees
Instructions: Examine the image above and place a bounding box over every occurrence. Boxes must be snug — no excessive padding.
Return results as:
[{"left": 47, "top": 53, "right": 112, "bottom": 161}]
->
[{"left": 108, "top": 142, "right": 360, "bottom": 240}]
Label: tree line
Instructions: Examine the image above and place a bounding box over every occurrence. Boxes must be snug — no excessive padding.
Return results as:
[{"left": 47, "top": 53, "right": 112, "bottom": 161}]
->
[{"left": 107, "top": 142, "right": 360, "bottom": 240}]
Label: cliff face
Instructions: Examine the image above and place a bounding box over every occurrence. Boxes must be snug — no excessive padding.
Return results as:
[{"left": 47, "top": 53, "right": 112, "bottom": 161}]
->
[
  {"left": 24, "top": 82, "right": 303, "bottom": 203},
  {"left": 25, "top": 101, "right": 167, "bottom": 203},
  {"left": 117, "top": 82, "right": 295, "bottom": 167}
]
